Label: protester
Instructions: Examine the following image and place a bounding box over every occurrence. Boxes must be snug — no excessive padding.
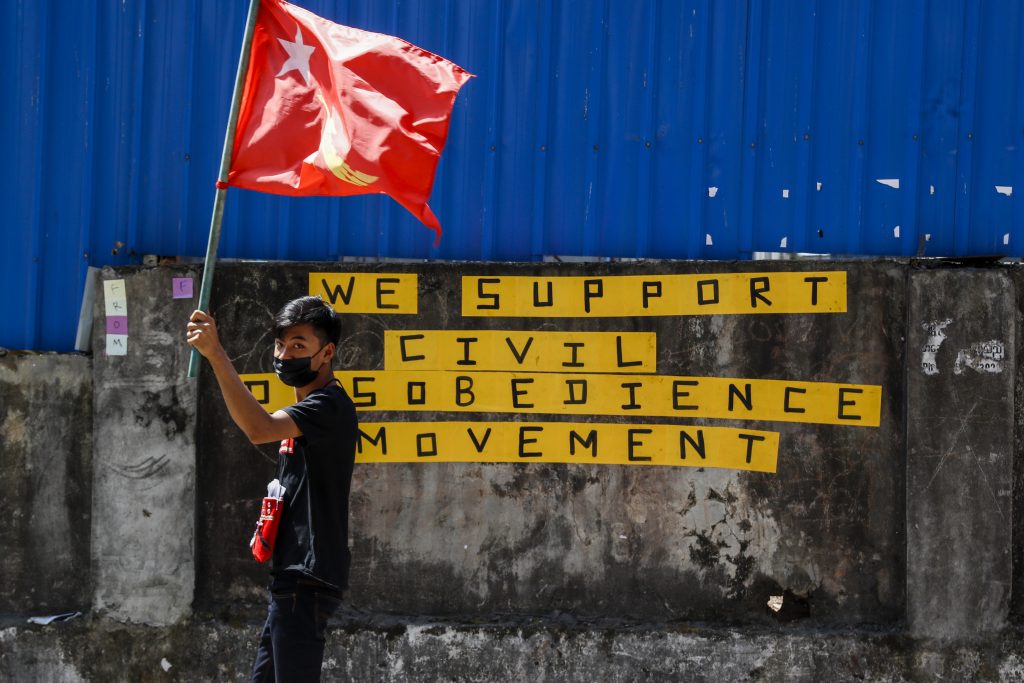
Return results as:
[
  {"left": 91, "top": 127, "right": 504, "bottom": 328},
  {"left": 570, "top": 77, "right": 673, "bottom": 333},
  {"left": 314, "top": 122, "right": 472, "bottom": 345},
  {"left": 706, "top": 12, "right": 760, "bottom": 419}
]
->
[{"left": 187, "top": 296, "right": 357, "bottom": 681}]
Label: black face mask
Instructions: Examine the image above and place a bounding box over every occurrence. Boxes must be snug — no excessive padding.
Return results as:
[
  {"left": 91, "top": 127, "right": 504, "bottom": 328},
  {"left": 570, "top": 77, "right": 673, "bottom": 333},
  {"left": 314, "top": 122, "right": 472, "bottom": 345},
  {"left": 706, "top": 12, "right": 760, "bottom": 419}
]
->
[{"left": 274, "top": 345, "right": 327, "bottom": 387}]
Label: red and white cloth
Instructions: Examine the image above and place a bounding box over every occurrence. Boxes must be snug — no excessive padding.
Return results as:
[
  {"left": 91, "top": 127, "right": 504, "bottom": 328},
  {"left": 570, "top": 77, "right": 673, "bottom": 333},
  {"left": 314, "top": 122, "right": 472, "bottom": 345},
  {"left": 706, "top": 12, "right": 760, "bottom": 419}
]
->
[{"left": 250, "top": 478, "right": 287, "bottom": 563}]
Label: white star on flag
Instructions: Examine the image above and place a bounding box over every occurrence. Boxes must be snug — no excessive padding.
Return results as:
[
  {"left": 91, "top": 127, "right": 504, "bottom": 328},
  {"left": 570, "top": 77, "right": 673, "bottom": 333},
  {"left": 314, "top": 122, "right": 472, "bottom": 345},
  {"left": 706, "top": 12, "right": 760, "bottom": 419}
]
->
[{"left": 276, "top": 28, "right": 315, "bottom": 85}]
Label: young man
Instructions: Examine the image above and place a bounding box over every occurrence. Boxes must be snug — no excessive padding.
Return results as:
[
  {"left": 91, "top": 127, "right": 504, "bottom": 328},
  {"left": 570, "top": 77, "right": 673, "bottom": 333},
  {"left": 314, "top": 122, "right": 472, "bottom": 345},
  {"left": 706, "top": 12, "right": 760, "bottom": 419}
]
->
[{"left": 187, "top": 296, "right": 358, "bottom": 682}]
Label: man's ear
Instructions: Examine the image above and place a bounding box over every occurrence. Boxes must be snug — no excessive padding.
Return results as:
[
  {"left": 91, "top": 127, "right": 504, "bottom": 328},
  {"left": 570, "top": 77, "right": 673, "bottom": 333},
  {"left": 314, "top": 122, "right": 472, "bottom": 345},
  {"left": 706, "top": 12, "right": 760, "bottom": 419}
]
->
[{"left": 324, "top": 342, "right": 336, "bottom": 362}]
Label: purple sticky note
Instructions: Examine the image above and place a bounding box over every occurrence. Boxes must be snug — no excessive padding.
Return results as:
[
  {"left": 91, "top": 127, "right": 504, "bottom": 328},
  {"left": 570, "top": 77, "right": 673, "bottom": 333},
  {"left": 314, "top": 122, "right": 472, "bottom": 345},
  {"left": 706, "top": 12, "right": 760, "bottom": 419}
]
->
[
  {"left": 106, "top": 316, "right": 128, "bottom": 334},
  {"left": 173, "top": 277, "right": 194, "bottom": 299}
]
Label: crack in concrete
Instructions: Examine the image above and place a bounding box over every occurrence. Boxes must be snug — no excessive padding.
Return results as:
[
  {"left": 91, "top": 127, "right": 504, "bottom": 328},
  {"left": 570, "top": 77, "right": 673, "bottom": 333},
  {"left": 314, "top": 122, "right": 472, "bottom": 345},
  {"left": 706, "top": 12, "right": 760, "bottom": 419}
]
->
[{"left": 923, "top": 400, "right": 978, "bottom": 493}]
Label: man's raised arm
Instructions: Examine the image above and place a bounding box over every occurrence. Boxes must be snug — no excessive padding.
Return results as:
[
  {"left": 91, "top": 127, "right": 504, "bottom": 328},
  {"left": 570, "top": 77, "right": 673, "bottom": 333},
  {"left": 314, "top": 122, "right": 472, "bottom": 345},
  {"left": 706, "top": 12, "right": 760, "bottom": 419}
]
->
[{"left": 186, "top": 310, "right": 300, "bottom": 444}]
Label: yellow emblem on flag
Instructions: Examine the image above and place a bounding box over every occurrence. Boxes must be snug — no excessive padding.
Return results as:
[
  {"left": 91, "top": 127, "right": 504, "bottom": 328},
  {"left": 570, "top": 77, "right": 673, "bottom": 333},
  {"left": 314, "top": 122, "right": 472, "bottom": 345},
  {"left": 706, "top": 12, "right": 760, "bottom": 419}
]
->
[
  {"left": 330, "top": 160, "right": 378, "bottom": 187},
  {"left": 310, "top": 91, "right": 379, "bottom": 188}
]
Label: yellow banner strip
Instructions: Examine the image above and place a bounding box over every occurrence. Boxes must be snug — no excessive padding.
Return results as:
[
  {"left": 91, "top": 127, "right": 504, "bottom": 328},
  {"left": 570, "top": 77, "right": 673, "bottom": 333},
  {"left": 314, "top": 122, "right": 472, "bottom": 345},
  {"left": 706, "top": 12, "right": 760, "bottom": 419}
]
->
[
  {"left": 309, "top": 272, "right": 418, "bottom": 314},
  {"left": 462, "top": 271, "right": 846, "bottom": 317},
  {"left": 384, "top": 330, "right": 657, "bottom": 373},
  {"left": 355, "top": 421, "right": 780, "bottom": 473},
  {"left": 241, "top": 370, "right": 880, "bottom": 427}
]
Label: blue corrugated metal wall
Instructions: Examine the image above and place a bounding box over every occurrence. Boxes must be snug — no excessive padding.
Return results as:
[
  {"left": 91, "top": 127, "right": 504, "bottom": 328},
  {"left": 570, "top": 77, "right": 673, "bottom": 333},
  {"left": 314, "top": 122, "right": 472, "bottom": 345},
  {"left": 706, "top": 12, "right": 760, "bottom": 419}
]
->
[{"left": 3, "top": 0, "right": 1022, "bottom": 351}]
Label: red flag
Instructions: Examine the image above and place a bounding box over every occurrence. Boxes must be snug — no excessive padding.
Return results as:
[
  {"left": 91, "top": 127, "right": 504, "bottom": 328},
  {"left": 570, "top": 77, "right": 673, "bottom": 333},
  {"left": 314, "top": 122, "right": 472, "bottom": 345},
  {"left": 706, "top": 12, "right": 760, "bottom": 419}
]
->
[{"left": 228, "top": 0, "right": 473, "bottom": 243}]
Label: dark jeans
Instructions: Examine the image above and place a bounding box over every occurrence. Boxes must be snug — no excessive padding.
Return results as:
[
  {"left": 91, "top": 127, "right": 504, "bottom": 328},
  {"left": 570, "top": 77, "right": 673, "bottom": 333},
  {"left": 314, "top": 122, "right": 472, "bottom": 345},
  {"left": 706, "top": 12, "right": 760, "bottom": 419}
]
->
[{"left": 250, "top": 586, "right": 342, "bottom": 682}]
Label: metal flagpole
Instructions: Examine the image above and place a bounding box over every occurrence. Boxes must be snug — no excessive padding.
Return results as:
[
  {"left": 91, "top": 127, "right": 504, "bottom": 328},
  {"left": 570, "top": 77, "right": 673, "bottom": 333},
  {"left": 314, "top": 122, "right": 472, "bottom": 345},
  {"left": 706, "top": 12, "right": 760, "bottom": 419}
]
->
[{"left": 188, "top": 0, "right": 262, "bottom": 379}]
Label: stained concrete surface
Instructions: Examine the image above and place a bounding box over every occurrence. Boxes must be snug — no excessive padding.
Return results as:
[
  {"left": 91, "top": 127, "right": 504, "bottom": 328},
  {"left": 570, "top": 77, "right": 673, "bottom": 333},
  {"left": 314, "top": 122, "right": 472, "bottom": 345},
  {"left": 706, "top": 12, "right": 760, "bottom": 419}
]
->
[
  {"left": 907, "top": 269, "right": 1014, "bottom": 640},
  {"left": 0, "top": 352, "right": 92, "bottom": 615},
  {"left": 3, "top": 616, "right": 1024, "bottom": 682},
  {"left": 90, "top": 266, "right": 202, "bottom": 625}
]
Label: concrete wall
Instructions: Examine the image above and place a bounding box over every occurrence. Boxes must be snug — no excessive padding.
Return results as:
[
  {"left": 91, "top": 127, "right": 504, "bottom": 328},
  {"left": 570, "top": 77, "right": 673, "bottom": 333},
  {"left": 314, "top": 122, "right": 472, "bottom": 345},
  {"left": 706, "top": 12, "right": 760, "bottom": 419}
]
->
[
  {"left": 90, "top": 266, "right": 201, "bottom": 625},
  {"left": 0, "top": 352, "right": 92, "bottom": 615},
  {"left": 906, "top": 269, "right": 1015, "bottom": 639},
  {"left": 196, "top": 262, "right": 906, "bottom": 627},
  {"left": 0, "top": 259, "right": 1022, "bottom": 681}
]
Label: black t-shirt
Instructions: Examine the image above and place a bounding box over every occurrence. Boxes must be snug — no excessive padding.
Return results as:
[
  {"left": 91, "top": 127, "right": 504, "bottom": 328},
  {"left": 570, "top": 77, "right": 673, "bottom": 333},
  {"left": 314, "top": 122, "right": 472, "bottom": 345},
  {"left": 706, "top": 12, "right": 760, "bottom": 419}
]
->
[{"left": 272, "top": 382, "right": 357, "bottom": 593}]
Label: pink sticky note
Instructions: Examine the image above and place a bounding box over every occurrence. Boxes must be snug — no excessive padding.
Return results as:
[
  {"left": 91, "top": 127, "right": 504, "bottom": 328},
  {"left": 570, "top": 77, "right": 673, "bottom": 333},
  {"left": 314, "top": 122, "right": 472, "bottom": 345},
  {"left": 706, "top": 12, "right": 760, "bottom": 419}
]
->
[
  {"left": 106, "top": 316, "right": 128, "bottom": 334},
  {"left": 173, "top": 277, "right": 194, "bottom": 299}
]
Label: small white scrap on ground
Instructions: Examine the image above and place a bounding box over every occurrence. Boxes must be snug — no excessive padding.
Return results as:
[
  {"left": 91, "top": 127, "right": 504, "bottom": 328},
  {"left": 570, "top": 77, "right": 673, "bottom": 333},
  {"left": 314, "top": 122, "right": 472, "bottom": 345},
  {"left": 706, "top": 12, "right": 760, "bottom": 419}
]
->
[
  {"left": 767, "top": 595, "right": 784, "bottom": 612},
  {"left": 26, "top": 611, "right": 82, "bottom": 625},
  {"left": 161, "top": 658, "right": 172, "bottom": 672}
]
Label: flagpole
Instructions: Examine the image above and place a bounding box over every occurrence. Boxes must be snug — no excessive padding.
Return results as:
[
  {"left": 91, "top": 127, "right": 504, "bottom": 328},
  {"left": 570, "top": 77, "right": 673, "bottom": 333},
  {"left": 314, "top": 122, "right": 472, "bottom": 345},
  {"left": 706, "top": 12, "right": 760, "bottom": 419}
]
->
[{"left": 188, "top": 0, "right": 262, "bottom": 379}]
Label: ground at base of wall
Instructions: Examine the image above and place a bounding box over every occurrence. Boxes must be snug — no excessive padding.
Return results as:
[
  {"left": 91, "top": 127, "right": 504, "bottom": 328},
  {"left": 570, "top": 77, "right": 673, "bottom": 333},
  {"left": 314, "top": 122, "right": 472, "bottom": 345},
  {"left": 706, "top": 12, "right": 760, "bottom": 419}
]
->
[{"left": 2, "top": 615, "right": 1024, "bottom": 682}]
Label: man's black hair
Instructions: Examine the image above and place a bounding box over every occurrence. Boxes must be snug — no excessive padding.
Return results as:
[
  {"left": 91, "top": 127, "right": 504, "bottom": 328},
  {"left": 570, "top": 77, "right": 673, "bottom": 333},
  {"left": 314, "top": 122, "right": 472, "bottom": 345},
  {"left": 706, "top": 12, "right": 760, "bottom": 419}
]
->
[{"left": 273, "top": 296, "right": 342, "bottom": 346}]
